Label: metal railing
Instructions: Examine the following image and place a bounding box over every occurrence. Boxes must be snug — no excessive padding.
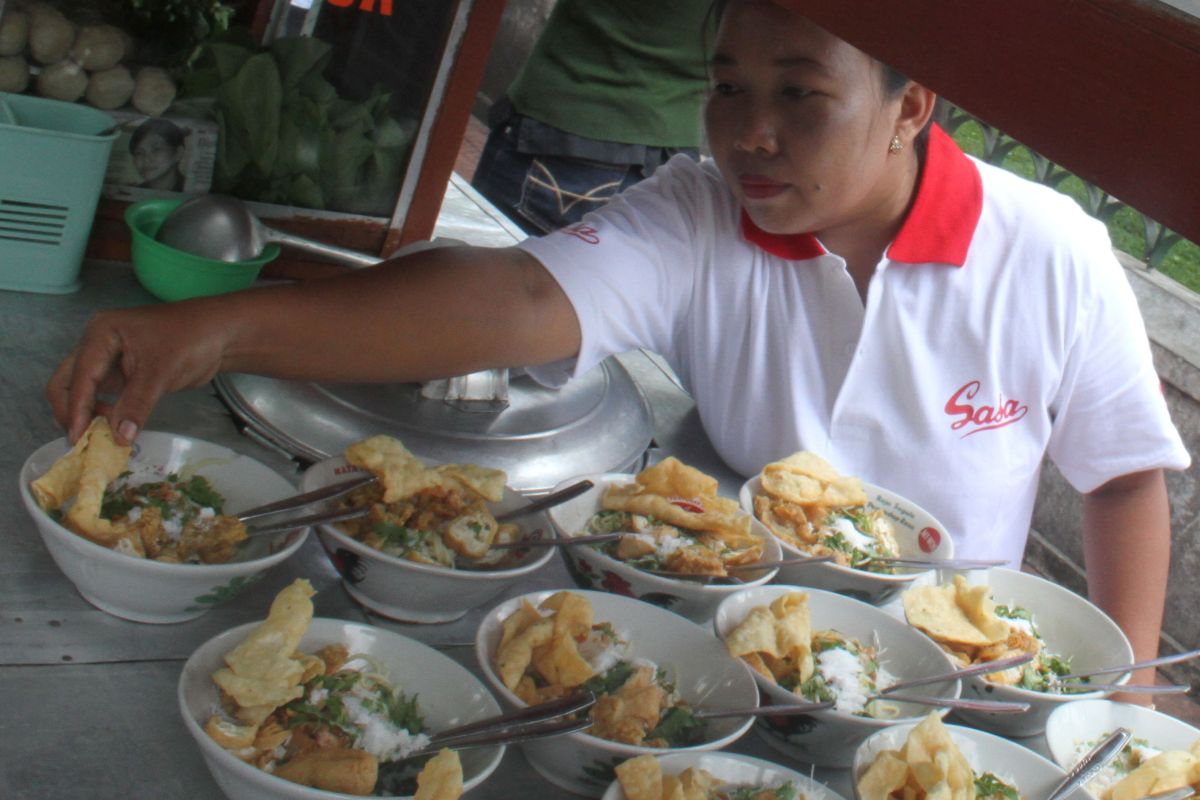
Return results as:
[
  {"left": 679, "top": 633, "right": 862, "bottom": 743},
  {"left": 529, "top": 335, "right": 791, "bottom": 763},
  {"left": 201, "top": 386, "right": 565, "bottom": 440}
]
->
[{"left": 939, "top": 105, "right": 1187, "bottom": 272}]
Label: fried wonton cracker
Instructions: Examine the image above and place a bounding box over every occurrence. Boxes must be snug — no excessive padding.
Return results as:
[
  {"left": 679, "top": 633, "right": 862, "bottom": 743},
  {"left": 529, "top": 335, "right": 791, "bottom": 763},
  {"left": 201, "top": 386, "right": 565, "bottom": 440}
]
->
[
  {"left": 602, "top": 457, "right": 749, "bottom": 540},
  {"left": 616, "top": 754, "right": 664, "bottom": 800},
  {"left": 1110, "top": 747, "right": 1200, "bottom": 800},
  {"left": 30, "top": 417, "right": 133, "bottom": 545},
  {"left": 413, "top": 748, "right": 463, "bottom": 800},
  {"left": 857, "top": 713, "right": 975, "bottom": 800},
  {"left": 724, "top": 591, "right": 814, "bottom": 685},
  {"left": 761, "top": 450, "right": 869, "bottom": 508},
  {"left": 345, "top": 435, "right": 435, "bottom": 503},
  {"left": 432, "top": 463, "right": 506, "bottom": 503},
  {"left": 212, "top": 578, "right": 316, "bottom": 721},
  {"left": 902, "top": 575, "right": 1009, "bottom": 649}
]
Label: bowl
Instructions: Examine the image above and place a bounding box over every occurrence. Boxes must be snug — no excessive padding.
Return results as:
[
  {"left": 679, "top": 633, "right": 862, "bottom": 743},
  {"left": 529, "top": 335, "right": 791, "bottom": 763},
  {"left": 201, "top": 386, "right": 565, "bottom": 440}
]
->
[
  {"left": 19, "top": 430, "right": 308, "bottom": 623},
  {"left": 179, "top": 617, "right": 504, "bottom": 800},
  {"left": 851, "top": 719, "right": 1083, "bottom": 800},
  {"left": 1045, "top": 699, "right": 1200, "bottom": 797},
  {"left": 475, "top": 588, "right": 760, "bottom": 797},
  {"left": 300, "top": 455, "right": 557, "bottom": 623},
  {"left": 739, "top": 475, "right": 953, "bottom": 605},
  {"left": 713, "top": 584, "right": 961, "bottom": 768},
  {"left": 126, "top": 198, "right": 279, "bottom": 302},
  {"left": 928, "top": 567, "right": 1133, "bottom": 739},
  {"left": 547, "top": 473, "right": 782, "bottom": 624},
  {"left": 599, "top": 751, "right": 848, "bottom": 800}
]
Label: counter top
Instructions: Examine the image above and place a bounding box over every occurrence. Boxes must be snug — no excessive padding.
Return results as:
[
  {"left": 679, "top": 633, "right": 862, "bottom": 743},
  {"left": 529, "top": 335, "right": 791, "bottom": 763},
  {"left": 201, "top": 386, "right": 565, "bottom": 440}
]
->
[{"left": 1, "top": 178, "right": 1075, "bottom": 799}]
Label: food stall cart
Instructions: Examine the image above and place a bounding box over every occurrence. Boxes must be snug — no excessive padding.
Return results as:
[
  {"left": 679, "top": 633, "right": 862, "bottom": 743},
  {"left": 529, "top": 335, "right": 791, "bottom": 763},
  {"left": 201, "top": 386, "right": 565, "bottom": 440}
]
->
[{"left": 3, "top": 1, "right": 1197, "bottom": 797}]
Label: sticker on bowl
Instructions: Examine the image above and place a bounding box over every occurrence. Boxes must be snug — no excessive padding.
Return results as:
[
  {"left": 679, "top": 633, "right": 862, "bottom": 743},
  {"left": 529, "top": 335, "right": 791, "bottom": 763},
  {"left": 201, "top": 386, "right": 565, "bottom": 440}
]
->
[{"left": 918, "top": 526, "right": 942, "bottom": 553}]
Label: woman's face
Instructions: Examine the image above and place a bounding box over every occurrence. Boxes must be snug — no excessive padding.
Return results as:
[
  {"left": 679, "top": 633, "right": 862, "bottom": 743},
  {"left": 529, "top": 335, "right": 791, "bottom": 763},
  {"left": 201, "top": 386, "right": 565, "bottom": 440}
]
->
[
  {"left": 704, "top": 0, "right": 909, "bottom": 239},
  {"left": 132, "top": 132, "right": 183, "bottom": 186}
]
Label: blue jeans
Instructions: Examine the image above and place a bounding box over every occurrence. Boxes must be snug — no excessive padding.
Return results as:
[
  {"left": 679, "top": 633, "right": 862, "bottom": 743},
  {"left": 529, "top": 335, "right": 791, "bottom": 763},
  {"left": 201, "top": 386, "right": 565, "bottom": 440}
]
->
[{"left": 471, "top": 103, "right": 700, "bottom": 235}]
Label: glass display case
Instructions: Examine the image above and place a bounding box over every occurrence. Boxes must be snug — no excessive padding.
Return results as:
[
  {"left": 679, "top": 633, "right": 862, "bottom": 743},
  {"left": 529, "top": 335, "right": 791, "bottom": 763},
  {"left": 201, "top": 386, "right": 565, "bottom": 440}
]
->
[{"left": 0, "top": 0, "right": 505, "bottom": 275}]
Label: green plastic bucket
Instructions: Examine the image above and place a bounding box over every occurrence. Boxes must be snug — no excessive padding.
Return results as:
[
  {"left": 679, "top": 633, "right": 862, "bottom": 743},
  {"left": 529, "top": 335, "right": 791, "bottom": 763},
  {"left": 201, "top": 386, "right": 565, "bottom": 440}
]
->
[{"left": 0, "top": 93, "right": 118, "bottom": 294}]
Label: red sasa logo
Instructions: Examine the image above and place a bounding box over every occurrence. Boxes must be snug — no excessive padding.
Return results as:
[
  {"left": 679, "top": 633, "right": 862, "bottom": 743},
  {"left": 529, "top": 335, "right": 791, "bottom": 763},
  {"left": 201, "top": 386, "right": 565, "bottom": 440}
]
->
[
  {"left": 944, "top": 380, "right": 1028, "bottom": 438},
  {"left": 562, "top": 224, "right": 600, "bottom": 245}
]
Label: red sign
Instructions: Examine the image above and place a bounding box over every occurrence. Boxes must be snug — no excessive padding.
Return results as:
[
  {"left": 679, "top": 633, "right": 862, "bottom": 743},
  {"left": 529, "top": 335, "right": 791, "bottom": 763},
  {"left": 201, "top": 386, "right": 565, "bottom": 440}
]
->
[{"left": 327, "top": 0, "right": 393, "bottom": 16}]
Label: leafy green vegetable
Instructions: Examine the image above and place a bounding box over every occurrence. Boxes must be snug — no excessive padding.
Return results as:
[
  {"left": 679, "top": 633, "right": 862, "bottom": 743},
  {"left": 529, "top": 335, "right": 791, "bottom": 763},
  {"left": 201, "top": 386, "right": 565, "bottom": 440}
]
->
[
  {"left": 994, "top": 605, "right": 1034, "bottom": 622},
  {"left": 184, "top": 35, "right": 417, "bottom": 216},
  {"left": 180, "top": 476, "right": 224, "bottom": 512},
  {"left": 795, "top": 673, "right": 836, "bottom": 703},
  {"left": 646, "top": 706, "right": 705, "bottom": 747},
  {"left": 374, "top": 522, "right": 425, "bottom": 553},
  {"left": 974, "top": 772, "right": 1020, "bottom": 800},
  {"left": 728, "top": 783, "right": 799, "bottom": 800},
  {"left": 581, "top": 662, "right": 636, "bottom": 696}
]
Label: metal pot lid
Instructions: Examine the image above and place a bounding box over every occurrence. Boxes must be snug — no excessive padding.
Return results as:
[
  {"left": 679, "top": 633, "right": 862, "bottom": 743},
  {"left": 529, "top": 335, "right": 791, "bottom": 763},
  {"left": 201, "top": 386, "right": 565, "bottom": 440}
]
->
[{"left": 214, "top": 357, "right": 653, "bottom": 494}]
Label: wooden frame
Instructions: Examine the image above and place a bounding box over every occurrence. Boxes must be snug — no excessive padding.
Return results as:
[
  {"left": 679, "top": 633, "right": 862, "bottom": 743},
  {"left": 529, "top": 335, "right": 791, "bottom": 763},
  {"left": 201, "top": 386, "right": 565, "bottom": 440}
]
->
[
  {"left": 86, "top": 0, "right": 506, "bottom": 279},
  {"left": 778, "top": 0, "right": 1200, "bottom": 244}
]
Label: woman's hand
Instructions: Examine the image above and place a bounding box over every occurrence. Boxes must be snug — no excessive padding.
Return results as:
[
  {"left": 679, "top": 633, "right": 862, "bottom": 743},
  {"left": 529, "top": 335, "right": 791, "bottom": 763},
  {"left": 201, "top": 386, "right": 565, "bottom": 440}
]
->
[{"left": 47, "top": 299, "right": 230, "bottom": 445}]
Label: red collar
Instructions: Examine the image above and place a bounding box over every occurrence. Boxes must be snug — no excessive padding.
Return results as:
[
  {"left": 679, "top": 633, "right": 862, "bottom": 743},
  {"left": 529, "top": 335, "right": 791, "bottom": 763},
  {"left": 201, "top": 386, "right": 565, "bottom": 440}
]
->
[{"left": 740, "top": 124, "right": 983, "bottom": 267}]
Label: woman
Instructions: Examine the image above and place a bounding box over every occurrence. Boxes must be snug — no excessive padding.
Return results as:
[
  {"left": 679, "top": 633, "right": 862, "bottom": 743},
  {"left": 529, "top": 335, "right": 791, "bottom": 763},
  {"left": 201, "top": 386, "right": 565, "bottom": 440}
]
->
[
  {"left": 49, "top": 1, "right": 1187, "bottom": 688},
  {"left": 129, "top": 117, "right": 187, "bottom": 192}
]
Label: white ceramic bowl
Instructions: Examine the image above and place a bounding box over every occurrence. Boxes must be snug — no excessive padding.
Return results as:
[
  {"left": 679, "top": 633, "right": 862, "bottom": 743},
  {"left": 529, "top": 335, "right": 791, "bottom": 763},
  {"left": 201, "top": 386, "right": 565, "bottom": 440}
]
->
[
  {"left": 851, "top": 720, "right": 1085, "bottom": 800},
  {"left": 475, "top": 589, "right": 760, "bottom": 797},
  {"left": 1045, "top": 699, "right": 1200, "bottom": 795},
  {"left": 300, "top": 455, "right": 557, "bottom": 623},
  {"left": 739, "top": 475, "right": 953, "bottom": 606},
  {"left": 19, "top": 430, "right": 308, "bottom": 624},
  {"left": 600, "top": 751, "right": 848, "bottom": 800},
  {"left": 929, "top": 567, "right": 1133, "bottom": 739},
  {"left": 179, "top": 617, "right": 504, "bottom": 800},
  {"left": 714, "top": 584, "right": 961, "bottom": 768},
  {"left": 547, "top": 473, "right": 782, "bottom": 624}
]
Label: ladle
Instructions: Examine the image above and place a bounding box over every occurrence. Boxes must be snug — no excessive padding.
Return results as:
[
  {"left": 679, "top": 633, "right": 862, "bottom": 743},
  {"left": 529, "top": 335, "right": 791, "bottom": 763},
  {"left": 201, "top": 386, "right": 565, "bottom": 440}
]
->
[{"left": 157, "top": 194, "right": 383, "bottom": 268}]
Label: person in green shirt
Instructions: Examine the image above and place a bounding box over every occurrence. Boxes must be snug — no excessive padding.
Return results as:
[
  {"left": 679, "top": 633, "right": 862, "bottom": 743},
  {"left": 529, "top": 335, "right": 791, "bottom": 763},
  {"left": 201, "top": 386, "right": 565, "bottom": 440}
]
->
[{"left": 471, "top": 0, "right": 711, "bottom": 233}]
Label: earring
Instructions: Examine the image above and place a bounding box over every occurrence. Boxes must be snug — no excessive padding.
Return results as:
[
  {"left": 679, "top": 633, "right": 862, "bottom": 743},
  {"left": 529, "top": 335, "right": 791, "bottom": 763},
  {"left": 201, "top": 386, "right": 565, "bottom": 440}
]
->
[{"left": 889, "top": 135, "right": 904, "bottom": 154}]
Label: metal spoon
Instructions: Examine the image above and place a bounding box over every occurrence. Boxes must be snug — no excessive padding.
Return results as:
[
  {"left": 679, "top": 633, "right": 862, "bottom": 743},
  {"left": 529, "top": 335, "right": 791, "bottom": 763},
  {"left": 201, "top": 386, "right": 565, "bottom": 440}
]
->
[
  {"left": 873, "top": 692, "right": 1031, "bottom": 713},
  {"left": 494, "top": 480, "right": 594, "bottom": 522},
  {"left": 244, "top": 478, "right": 595, "bottom": 538},
  {"left": 644, "top": 555, "right": 838, "bottom": 583},
  {"left": 864, "top": 557, "right": 1009, "bottom": 570},
  {"left": 1056, "top": 647, "right": 1200, "bottom": 682},
  {"left": 1144, "top": 789, "right": 1197, "bottom": 800},
  {"left": 236, "top": 474, "right": 377, "bottom": 523},
  {"left": 880, "top": 652, "right": 1037, "bottom": 694},
  {"left": 1045, "top": 727, "right": 1131, "bottom": 800},
  {"left": 1052, "top": 683, "right": 1192, "bottom": 695},
  {"left": 158, "top": 194, "right": 383, "bottom": 267}
]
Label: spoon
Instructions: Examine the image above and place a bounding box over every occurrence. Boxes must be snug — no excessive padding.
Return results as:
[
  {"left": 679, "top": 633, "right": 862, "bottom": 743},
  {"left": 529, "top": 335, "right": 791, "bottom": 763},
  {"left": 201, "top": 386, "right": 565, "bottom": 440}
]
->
[
  {"left": 643, "top": 555, "right": 838, "bottom": 583},
  {"left": 873, "top": 692, "right": 1031, "bottom": 713},
  {"left": 1144, "top": 789, "right": 1197, "bottom": 800},
  {"left": 236, "top": 474, "right": 377, "bottom": 523},
  {"left": 244, "top": 478, "right": 595, "bottom": 538},
  {"left": 1055, "top": 646, "right": 1200, "bottom": 683},
  {"left": 863, "top": 557, "right": 1009, "bottom": 570},
  {"left": 1045, "top": 727, "right": 1131, "bottom": 800},
  {"left": 158, "top": 194, "right": 383, "bottom": 268},
  {"left": 879, "top": 652, "right": 1037, "bottom": 694}
]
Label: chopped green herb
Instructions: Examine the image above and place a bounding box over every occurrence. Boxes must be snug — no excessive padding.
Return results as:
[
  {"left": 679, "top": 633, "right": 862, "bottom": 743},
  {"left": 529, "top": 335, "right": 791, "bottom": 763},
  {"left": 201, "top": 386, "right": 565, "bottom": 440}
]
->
[
  {"left": 974, "top": 772, "right": 1020, "bottom": 800},
  {"left": 646, "top": 706, "right": 705, "bottom": 747}
]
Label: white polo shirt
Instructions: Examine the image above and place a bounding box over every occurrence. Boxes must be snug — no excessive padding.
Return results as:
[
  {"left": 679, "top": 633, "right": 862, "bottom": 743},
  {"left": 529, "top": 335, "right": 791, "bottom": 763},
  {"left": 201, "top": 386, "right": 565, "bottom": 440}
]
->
[{"left": 519, "top": 126, "right": 1191, "bottom": 565}]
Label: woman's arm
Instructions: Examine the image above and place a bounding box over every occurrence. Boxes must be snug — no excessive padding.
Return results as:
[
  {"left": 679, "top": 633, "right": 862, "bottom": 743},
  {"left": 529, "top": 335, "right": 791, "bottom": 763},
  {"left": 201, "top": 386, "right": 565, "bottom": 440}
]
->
[
  {"left": 1082, "top": 467, "right": 1172, "bottom": 701},
  {"left": 47, "top": 245, "right": 579, "bottom": 444}
]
